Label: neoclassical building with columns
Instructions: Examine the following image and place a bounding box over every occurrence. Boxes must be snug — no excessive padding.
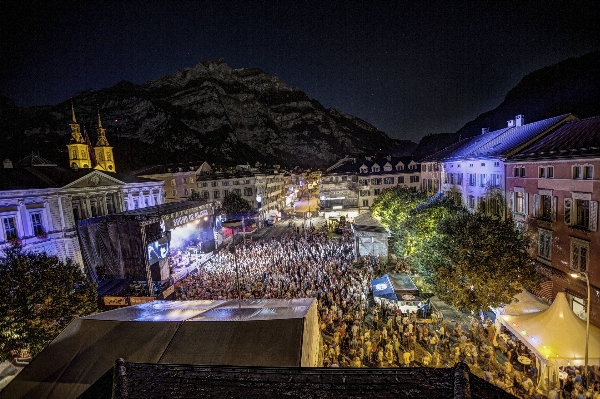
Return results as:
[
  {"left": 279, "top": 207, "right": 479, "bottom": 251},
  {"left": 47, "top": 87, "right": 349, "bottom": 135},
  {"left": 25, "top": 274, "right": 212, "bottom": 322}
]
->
[{"left": 0, "top": 108, "right": 164, "bottom": 269}]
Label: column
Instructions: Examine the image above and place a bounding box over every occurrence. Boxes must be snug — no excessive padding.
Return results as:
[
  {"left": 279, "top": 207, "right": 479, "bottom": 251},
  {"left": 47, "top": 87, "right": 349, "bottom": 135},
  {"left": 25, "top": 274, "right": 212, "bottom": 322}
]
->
[{"left": 17, "top": 199, "right": 29, "bottom": 238}]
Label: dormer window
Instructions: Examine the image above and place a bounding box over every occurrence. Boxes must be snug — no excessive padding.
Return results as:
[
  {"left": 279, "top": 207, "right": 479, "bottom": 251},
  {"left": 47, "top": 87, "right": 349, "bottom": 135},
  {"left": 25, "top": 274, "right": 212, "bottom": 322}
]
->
[
  {"left": 371, "top": 163, "right": 380, "bottom": 173},
  {"left": 396, "top": 163, "right": 404, "bottom": 171},
  {"left": 383, "top": 162, "right": 392, "bottom": 172},
  {"left": 360, "top": 164, "right": 368, "bottom": 173}
]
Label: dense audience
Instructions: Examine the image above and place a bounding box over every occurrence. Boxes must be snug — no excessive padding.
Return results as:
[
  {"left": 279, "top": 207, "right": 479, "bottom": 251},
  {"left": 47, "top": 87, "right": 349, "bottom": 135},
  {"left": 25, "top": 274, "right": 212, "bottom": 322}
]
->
[{"left": 173, "top": 224, "right": 598, "bottom": 398}]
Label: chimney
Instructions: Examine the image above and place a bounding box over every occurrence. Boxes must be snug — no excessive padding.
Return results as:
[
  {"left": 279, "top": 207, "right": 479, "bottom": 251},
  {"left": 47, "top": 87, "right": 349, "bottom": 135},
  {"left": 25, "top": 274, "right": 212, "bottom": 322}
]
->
[
  {"left": 515, "top": 114, "right": 524, "bottom": 126},
  {"left": 386, "top": 155, "right": 391, "bottom": 161},
  {"left": 3, "top": 159, "right": 13, "bottom": 169},
  {"left": 507, "top": 119, "right": 515, "bottom": 127},
  {"left": 481, "top": 128, "right": 489, "bottom": 135}
]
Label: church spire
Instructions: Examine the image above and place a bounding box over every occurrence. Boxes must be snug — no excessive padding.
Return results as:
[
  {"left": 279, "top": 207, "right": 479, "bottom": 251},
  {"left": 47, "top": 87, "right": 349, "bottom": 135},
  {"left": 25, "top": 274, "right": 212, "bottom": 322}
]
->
[
  {"left": 96, "top": 106, "right": 110, "bottom": 147},
  {"left": 71, "top": 99, "right": 78, "bottom": 123},
  {"left": 69, "top": 99, "right": 84, "bottom": 144}
]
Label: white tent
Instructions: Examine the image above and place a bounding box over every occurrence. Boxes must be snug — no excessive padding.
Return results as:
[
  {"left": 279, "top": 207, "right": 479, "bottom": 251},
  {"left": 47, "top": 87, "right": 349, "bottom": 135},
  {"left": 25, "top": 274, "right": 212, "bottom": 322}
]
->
[
  {"left": 496, "top": 290, "right": 549, "bottom": 316},
  {"left": 499, "top": 292, "right": 600, "bottom": 367}
]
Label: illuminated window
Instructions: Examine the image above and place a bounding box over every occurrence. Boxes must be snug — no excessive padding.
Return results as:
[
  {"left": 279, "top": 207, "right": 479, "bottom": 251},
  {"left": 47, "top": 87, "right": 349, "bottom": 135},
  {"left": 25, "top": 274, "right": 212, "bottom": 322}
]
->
[
  {"left": 213, "top": 191, "right": 220, "bottom": 199},
  {"left": 384, "top": 177, "right": 394, "bottom": 184},
  {"left": 468, "top": 173, "right": 476, "bottom": 186},
  {"left": 540, "top": 195, "right": 553, "bottom": 220},
  {"left": 515, "top": 192, "right": 524, "bottom": 213},
  {"left": 170, "top": 179, "right": 176, "bottom": 186},
  {"left": 479, "top": 174, "right": 487, "bottom": 187}
]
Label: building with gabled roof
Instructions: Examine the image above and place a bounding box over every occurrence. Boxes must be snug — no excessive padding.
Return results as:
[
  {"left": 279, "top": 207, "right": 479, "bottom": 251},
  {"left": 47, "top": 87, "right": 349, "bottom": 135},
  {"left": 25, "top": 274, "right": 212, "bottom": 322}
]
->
[
  {"left": 440, "top": 113, "right": 577, "bottom": 216},
  {"left": 320, "top": 155, "right": 420, "bottom": 221},
  {"left": 506, "top": 115, "right": 600, "bottom": 327}
]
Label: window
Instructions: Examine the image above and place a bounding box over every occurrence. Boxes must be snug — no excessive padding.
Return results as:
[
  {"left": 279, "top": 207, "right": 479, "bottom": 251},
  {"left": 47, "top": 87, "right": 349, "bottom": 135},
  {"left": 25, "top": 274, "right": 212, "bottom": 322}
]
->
[
  {"left": 468, "top": 173, "right": 476, "bottom": 187},
  {"left": 172, "top": 189, "right": 177, "bottom": 197},
  {"left": 244, "top": 188, "right": 253, "bottom": 196},
  {"left": 374, "top": 188, "right": 381, "bottom": 196},
  {"left": 360, "top": 166, "right": 368, "bottom": 173},
  {"left": 372, "top": 165, "right": 380, "bottom": 173},
  {"left": 224, "top": 190, "right": 229, "bottom": 196},
  {"left": 245, "top": 180, "right": 251, "bottom": 184},
  {"left": 566, "top": 197, "right": 598, "bottom": 231},
  {"left": 481, "top": 163, "right": 486, "bottom": 167},
  {"left": 396, "top": 164, "right": 404, "bottom": 171},
  {"left": 468, "top": 195, "right": 475, "bottom": 209},
  {"left": 538, "top": 229, "right": 552, "bottom": 261},
  {"left": 202, "top": 191, "right": 209, "bottom": 199},
  {"left": 490, "top": 174, "right": 501, "bottom": 188},
  {"left": 362, "top": 199, "right": 369, "bottom": 207},
  {"left": 359, "top": 190, "right": 370, "bottom": 197},
  {"left": 201, "top": 182, "right": 207, "bottom": 187},
  {"left": 478, "top": 197, "right": 486, "bottom": 213},
  {"left": 573, "top": 165, "right": 582, "bottom": 179},
  {"left": 133, "top": 198, "right": 139, "bottom": 209},
  {"left": 384, "top": 177, "right": 394, "bottom": 184},
  {"left": 397, "top": 176, "right": 404, "bottom": 184},
  {"left": 539, "top": 166, "right": 554, "bottom": 179},
  {"left": 539, "top": 167, "right": 546, "bottom": 178},
  {"left": 540, "top": 195, "right": 553, "bottom": 220},
  {"left": 184, "top": 189, "right": 189, "bottom": 196},
  {"left": 457, "top": 173, "right": 463, "bottom": 185},
  {"left": 211, "top": 181, "right": 218, "bottom": 187},
  {"left": 29, "top": 212, "right": 44, "bottom": 236},
  {"left": 170, "top": 179, "right": 176, "bottom": 186},
  {"left": 575, "top": 199, "right": 590, "bottom": 228},
  {"left": 2, "top": 216, "right": 18, "bottom": 240},
  {"left": 494, "top": 162, "right": 500, "bottom": 167},
  {"left": 359, "top": 179, "right": 369, "bottom": 186},
  {"left": 342, "top": 176, "right": 348, "bottom": 181},
  {"left": 371, "top": 178, "right": 382, "bottom": 185},
  {"left": 515, "top": 192, "right": 524, "bottom": 213},
  {"left": 213, "top": 191, "right": 220, "bottom": 199},
  {"left": 513, "top": 166, "right": 525, "bottom": 177},
  {"left": 449, "top": 173, "right": 455, "bottom": 184},
  {"left": 189, "top": 177, "right": 194, "bottom": 184},
  {"left": 547, "top": 166, "right": 554, "bottom": 178},
  {"left": 222, "top": 181, "right": 229, "bottom": 186},
  {"left": 584, "top": 165, "right": 594, "bottom": 180},
  {"left": 427, "top": 165, "right": 432, "bottom": 172},
  {"left": 479, "top": 174, "right": 487, "bottom": 187},
  {"left": 233, "top": 180, "right": 240, "bottom": 185},
  {"left": 570, "top": 238, "right": 589, "bottom": 273},
  {"left": 410, "top": 175, "right": 419, "bottom": 183},
  {"left": 234, "top": 189, "right": 241, "bottom": 196}
]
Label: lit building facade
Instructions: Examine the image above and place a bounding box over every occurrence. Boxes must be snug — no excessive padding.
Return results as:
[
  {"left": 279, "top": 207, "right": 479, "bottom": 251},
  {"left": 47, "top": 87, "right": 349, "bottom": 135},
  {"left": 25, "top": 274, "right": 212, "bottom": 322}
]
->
[
  {"left": 320, "top": 156, "right": 421, "bottom": 220},
  {"left": 507, "top": 116, "right": 600, "bottom": 326},
  {"left": 138, "top": 161, "right": 212, "bottom": 203},
  {"left": 440, "top": 114, "right": 576, "bottom": 216}
]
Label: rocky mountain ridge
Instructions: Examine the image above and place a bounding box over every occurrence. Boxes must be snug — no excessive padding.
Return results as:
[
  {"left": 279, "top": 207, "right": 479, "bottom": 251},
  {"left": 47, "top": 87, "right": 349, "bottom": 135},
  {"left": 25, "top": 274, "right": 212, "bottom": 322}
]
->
[{"left": 0, "top": 59, "right": 412, "bottom": 172}]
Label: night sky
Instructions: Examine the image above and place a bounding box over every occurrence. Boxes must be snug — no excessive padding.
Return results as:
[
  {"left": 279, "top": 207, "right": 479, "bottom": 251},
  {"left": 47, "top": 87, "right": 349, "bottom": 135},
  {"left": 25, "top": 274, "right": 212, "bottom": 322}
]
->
[{"left": 2, "top": 1, "right": 600, "bottom": 142}]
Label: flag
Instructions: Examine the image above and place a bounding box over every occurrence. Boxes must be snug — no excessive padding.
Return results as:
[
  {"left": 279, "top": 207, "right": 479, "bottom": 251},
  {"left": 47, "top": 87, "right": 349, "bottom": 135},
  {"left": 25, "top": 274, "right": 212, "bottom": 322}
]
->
[{"left": 84, "top": 128, "right": 97, "bottom": 166}]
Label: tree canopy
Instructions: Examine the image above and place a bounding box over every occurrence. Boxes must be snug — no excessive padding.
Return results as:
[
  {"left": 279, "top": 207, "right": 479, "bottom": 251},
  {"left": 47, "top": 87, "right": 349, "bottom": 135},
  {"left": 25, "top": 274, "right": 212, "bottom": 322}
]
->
[
  {"left": 413, "top": 211, "right": 537, "bottom": 313},
  {"left": 371, "top": 188, "right": 537, "bottom": 313},
  {"left": 0, "top": 245, "right": 98, "bottom": 360},
  {"left": 221, "top": 192, "right": 252, "bottom": 218}
]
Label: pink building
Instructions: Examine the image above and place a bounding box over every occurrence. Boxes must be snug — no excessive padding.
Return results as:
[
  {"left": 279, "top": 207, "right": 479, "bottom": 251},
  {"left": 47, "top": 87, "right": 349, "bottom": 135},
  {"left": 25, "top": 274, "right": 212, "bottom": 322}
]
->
[{"left": 507, "top": 116, "right": 600, "bottom": 327}]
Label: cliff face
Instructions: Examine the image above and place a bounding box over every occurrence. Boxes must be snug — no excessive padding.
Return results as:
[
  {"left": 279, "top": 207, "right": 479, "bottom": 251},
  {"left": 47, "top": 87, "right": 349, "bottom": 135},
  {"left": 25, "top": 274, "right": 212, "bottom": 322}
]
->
[{"left": 0, "top": 59, "right": 400, "bottom": 171}]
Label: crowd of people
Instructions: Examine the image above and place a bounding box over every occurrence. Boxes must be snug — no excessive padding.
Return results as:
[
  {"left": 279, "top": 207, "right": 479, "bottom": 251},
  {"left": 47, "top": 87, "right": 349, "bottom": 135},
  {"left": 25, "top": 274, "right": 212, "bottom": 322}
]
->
[{"left": 172, "top": 224, "right": 596, "bottom": 398}]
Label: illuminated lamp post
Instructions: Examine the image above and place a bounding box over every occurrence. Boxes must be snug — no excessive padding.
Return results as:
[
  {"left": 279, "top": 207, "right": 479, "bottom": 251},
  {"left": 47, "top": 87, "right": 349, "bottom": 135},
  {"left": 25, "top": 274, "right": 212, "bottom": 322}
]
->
[
  {"left": 223, "top": 219, "right": 243, "bottom": 301},
  {"left": 570, "top": 271, "right": 590, "bottom": 388}
]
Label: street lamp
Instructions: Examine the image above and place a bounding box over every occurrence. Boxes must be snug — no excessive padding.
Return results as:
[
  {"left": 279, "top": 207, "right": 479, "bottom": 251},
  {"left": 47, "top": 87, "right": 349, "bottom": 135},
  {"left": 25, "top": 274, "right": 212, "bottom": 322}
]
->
[
  {"left": 570, "top": 271, "right": 590, "bottom": 388},
  {"left": 223, "top": 219, "right": 243, "bottom": 301}
]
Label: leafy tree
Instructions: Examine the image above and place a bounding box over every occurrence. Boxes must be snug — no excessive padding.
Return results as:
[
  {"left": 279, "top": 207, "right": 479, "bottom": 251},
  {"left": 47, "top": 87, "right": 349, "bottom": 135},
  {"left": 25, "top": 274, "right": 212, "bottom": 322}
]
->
[
  {"left": 371, "top": 186, "right": 426, "bottom": 256},
  {"left": 187, "top": 189, "right": 203, "bottom": 202},
  {"left": 221, "top": 192, "right": 252, "bottom": 218},
  {"left": 415, "top": 211, "right": 537, "bottom": 313},
  {"left": 0, "top": 245, "right": 98, "bottom": 360}
]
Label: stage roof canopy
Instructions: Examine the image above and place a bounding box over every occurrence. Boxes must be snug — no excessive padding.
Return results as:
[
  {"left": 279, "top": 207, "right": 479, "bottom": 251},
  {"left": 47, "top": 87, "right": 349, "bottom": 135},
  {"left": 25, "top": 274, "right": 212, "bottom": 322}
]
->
[{"left": 4, "top": 299, "right": 318, "bottom": 399}]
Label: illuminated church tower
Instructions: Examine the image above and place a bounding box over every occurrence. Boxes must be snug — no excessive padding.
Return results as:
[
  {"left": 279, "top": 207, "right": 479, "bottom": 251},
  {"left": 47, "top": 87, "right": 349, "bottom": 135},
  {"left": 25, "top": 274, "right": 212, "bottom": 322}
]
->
[
  {"left": 66, "top": 102, "right": 91, "bottom": 169},
  {"left": 93, "top": 109, "right": 116, "bottom": 172}
]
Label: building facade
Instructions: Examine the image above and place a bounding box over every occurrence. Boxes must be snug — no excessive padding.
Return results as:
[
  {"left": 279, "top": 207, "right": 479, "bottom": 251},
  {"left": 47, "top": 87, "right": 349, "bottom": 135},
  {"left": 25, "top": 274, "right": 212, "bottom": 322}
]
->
[
  {"left": 507, "top": 116, "right": 600, "bottom": 327},
  {"left": 320, "top": 156, "right": 421, "bottom": 220},
  {"left": 440, "top": 114, "right": 576, "bottom": 216},
  {"left": 137, "top": 162, "right": 212, "bottom": 203}
]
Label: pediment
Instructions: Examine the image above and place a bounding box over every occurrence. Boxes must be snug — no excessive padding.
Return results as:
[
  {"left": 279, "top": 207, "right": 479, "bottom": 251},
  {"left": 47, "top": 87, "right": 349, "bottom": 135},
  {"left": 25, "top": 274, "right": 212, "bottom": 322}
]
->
[{"left": 62, "top": 170, "right": 126, "bottom": 189}]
